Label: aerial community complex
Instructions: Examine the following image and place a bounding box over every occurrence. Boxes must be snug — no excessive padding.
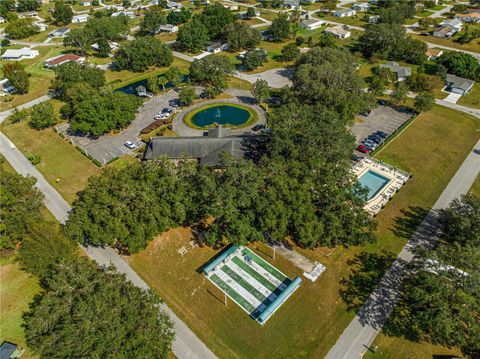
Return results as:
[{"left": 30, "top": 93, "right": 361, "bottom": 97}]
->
[{"left": 1, "top": 0, "right": 479, "bottom": 358}]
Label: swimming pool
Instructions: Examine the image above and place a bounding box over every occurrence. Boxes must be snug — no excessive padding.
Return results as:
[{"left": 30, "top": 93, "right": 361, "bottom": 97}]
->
[{"left": 358, "top": 170, "right": 391, "bottom": 201}]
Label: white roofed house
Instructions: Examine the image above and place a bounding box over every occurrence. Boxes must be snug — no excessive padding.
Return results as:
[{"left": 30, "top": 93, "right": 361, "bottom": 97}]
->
[
  {"left": 352, "top": 3, "right": 369, "bottom": 11},
  {"left": 79, "top": 1, "right": 92, "bottom": 5},
  {"left": 455, "top": 12, "right": 480, "bottom": 23},
  {"left": 72, "top": 14, "right": 90, "bottom": 23},
  {"left": 112, "top": 10, "right": 135, "bottom": 18},
  {"left": 283, "top": 0, "right": 299, "bottom": 10},
  {"left": 438, "top": 18, "right": 463, "bottom": 31},
  {"left": 34, "top": 21, "right": 48, "bottom": 31},
  {"left": 0, "top": 16, "right": 5, "bottom": 24},
  {"left": 1, "top": 47, "right": 39, "bottom": 61},
  {"left": 333, "top": 8, "right": 356, "bottom": 17},
  {"left": 159, "top": 24, "right": 179, "bottom": 33},
  {"left": 48, "top": 27, "right": 71, "bottom": 38},
  {"left": 166, "top": 0, "right": 183, "bottom": 9},
  {"left": 207, "top": 42, "right": 228, "bottom": 53},
  {"left": 324, "top": 26, "right": 351, "bottom": 39},
  {"left": 91, "top": 41, "right": 120, "bottom": 51},
  {"left": 300, "top": 18, "right": 325, "bottom": 30}
]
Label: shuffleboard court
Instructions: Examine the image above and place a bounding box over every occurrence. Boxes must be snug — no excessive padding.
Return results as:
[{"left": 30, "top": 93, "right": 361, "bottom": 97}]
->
[{"left": 203, "top": 246, "right": 302, "bottom": 325}]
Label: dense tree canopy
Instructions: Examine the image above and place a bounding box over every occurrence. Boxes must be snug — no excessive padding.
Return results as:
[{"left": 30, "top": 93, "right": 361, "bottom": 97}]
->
[
  {"left": 241, "top": 49, "right": 267, "bottom": 71},
  {"left": 0, "top": 172, "right": 43, "bottom": 249},
  {"left": 175, "top": 18, "right": 209, "bottom": 53},
  {"left": 66, "top": 160, "right": 212, "bottom": 252},
  {"left": 52, "top": 1, "right": 73, "bottom": 25},
  {"left": 224, "top": 22, "right": 261, "bottom": 51},
  {"left": 197, "top": 3, "right": 235, "bottom": 40},
  {"left": 437, "top": 51, "right": 479, "bottom": 80},
  {"left": 29, "top": 102, "right": 58, "bottom": 129},
  {"left": 84, "top": 15, "right": 130, "bottom": 41},
  {"left": 189, "top": 55, "right": 234, "bottom": 93},
  {"left": 5, "top": 19, "right": 39, "bottom": 39},
  {"left": 360, "top": 24, "right": 428, "bottom": 65},
  {"left": 292, "top": 47, "right": 374, "bottom": 120},
  {"left": 51, "top": 62, "right": 106, "bottom": 99},
  {"left": 24, "top": 258, "right": 175, "bottom": 358},
  {"left": 114, "top": 37, "right": 173, "bottom": 72},
  {"left": 16, "top": 0, "right": 40, "bottom": 12},
  {"left": 3, "top": 61, "right": 29, "bottom": 94},
  {"left": 388, "top": 194, "right": 480, "bottom": 358},
  {"left": 269, "top": 13, "right": 293, "bottom": 41},
  {"left": 61, "top": 83, "right": 142, "bottom": 136},
  {"left": 167, "top": 7, "right": 191, "bottom": 24},
  {"left": 140, "top": 10, "right": 167, "bottom": 35}
]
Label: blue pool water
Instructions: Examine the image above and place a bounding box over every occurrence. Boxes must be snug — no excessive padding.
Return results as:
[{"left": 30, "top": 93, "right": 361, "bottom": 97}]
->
[{"left": 358, "top": 170, "right": 391, "bottom": 201}]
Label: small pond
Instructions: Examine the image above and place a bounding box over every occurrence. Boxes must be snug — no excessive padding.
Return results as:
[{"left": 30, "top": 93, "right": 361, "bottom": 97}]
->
[{"left": 191, "top": 104, "right": 252, "bottom": 128}]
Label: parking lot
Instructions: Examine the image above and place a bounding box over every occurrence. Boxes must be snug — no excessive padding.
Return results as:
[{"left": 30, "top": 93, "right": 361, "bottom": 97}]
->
[
  {"left": 57, "top": 90, "right": 181, "bottom": 163},
  {"left": 351, "top": 105, "right": 413, "bottom": 146}
]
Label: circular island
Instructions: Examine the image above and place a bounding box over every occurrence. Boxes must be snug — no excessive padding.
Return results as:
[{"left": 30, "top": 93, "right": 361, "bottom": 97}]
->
[{"left": 183, "top": 103, "right": 257, "bottom": 130}]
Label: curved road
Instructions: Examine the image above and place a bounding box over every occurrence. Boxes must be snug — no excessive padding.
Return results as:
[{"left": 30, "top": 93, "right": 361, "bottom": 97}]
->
[{"left": 0, "top": 131, "right": 217, "bottom": 359}]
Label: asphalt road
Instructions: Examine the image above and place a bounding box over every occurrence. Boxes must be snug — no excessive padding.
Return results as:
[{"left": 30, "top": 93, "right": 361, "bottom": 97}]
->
[
  {"left": 326, "top": 138, "right": 480, "bottom": 359},
  {"left": 0, "top": 131, "right": 218, "bottom": 359},
  {"left": 0, "top": 94, "right": 52, "bottom": 123}
]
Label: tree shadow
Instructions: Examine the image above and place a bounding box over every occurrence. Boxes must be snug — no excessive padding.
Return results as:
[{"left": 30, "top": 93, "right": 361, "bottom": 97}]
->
[
  {"left": 392, "top": 206, "right": 441, "bottom": 253},
  {"left": 392, "top": 206, "right": 430, "bottom": 240},
  {"left": 340, "top": 251, "right": 397, "bottom": 315}
]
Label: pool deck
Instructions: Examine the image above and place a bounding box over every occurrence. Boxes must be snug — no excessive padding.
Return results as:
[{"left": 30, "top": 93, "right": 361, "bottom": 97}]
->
[
  {"left": 173, "top": 89, "right": 266, "bottom": 137},
  {"left": 353, "top": 158, "right": 410, "bottom": 216}
]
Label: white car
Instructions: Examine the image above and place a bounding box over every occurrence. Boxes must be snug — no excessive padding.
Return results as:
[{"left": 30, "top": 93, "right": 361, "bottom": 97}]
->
[{"left": 125, "top": 141, "right": 136, "bottom": 149}]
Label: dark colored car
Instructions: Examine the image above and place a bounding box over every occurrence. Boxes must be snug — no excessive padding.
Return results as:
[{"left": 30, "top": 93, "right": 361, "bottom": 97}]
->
[
  {"left": 375, "top": 130, "right": 388, "bottom": 138},
  {"left": 252, "top": 124, "right": 266, "bottom": 131},
  {"left": 357, "top": 145, "right": 371, "bottom": 154},
  {"left": 169, "top": 99, "right": 180, "bottom": 108},
  {"left": 368, "top": 135, "right": 382, "bottom": 144}
]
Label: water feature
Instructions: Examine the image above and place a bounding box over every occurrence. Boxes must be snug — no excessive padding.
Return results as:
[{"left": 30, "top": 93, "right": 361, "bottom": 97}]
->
[
  {"left": 358, "top": 170, "right": 391, "bottom": 201},
  {"left": 191, "top": 104, "right": 252, "bottom": 128}
]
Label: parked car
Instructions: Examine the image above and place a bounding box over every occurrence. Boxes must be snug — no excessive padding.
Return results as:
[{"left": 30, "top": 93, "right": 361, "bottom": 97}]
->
[
  {"left": 357, "top": 145, "right": 371, "bottom": 154},
  {"left": 367, "top": 135, "right": 382, "bottom": 144},
  {"left": 169, "top": 99, "right": 180, "bottom": 108},
  {"left": 125, "top": 141, "right": 136, "bottom": 149},
  {"left": 162, "top": 107, "right": 173, "bottom": 114},
  {"left": 252, "top": 124, "right": 265, "bottom": 131},
  {"left": 154, "top": 113, "right": 168, "bottom": 120},
  {"left": 375, "top": 130, "right": 388, "bottom": 138}
]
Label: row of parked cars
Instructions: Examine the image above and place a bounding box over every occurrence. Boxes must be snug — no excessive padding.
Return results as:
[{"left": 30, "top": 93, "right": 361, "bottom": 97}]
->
[{"left": 356, "top": 130, "right": 389, "bottom": 154}]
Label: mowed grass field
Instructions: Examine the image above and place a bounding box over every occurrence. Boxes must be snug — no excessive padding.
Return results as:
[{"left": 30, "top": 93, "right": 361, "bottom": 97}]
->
[
  {"left": 0, "top": 260, "right": 40, "bottom": 359},
  {"left": 1, "top": 119, "right": 100, "bottom": 203},
  {"left": 470, "top": 175, "right": 480, "bottom": 196},
  {"left": 127, "top": 105, "right": 480, "bottom": 358},
  {"left": 458, "top": 82, "right": 480, "bottom": 109}
]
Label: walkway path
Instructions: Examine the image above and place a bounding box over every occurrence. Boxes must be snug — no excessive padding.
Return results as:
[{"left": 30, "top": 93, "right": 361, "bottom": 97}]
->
[
  {"left": 0, "top": 131, "right": 218, "bottom": 359},
  {"left": 326, "top": 139, "right": 480, "bottom": 359},
  {"left": 0, "top": 94, "right": 52, "bottom": 123}
]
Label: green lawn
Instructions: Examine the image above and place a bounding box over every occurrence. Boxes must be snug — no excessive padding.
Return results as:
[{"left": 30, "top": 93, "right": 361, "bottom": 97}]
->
[
  {"left": 364, "top": 332, "right": 462, "bottom": 359},
  {"left": 457, "top": 82, "right": 480, "bottom": 109},
  {"left": 412, "top": 30, "right": 480, "bottom": 54},
  {"left": 106, "top": 57, "right": 191, "bottom": 86},
  {"left": 470, "top": 175, "right": 480, "bottom": 196},
  {"left": 321, "top": 14, "right": 368, "bottom": 28},
  {"left": 1, "top": 45, "right": 66, "bottom": 110},
  {"left": 0, "top": 259, "right": 40, "bottom": 359},
  {"left": 1, "top": 118, "right": 100, "bottom": 203},
  {"left": 127, "top": 105, "right": 479, "bottom": 359}
]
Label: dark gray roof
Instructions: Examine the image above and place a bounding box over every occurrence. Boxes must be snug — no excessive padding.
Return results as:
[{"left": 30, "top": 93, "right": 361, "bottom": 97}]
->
[
  {"left": 380, "top": 61, "right": 412, "bottom": 78},
  {"left": 0, "top": 342, "right": 18, "bottom": 359},
  {"left": 446, "top": 74, "right": 475, "bottom": 92},
  {"left": 144, "top": 136, "right": 246, "bottom": 166}
]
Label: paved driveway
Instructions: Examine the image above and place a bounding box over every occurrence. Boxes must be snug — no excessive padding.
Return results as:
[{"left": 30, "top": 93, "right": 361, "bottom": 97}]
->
[
  {"left": 351, "top": 105, "right": 413, "bottom": 145},
  {"left": 236, "top": 68, "right": 293, "bottom": 88},
  {"left": 58, "top": 90, "right": 180, "bottom": 163},
  {"left": 444, "top": 92, "right": 462, "bottom": 104}
]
